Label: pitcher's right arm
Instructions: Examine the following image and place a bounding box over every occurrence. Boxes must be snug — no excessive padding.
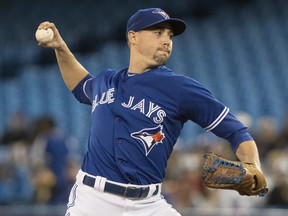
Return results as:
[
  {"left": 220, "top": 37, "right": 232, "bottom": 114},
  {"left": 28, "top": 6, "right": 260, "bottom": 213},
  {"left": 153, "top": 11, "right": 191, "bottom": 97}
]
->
[{"left": 36, "top": 21, "right": 89, "bottom": 91}]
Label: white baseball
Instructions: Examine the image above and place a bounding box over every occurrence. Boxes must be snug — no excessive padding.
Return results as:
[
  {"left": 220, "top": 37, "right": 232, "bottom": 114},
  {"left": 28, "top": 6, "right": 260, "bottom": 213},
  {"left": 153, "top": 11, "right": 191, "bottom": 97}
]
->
[{"left": 35, "top": 28, "right": 54, "bottom": 43}]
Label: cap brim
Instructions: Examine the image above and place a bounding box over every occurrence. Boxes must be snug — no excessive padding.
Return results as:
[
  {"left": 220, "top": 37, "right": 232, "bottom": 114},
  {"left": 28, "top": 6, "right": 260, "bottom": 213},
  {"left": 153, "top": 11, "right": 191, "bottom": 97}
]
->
[
  {"left": 165, "top": 19, "right": 186, "bottom": 36},
  {"left": 141, "top": 18, "right": 186, "bottom": 36}
]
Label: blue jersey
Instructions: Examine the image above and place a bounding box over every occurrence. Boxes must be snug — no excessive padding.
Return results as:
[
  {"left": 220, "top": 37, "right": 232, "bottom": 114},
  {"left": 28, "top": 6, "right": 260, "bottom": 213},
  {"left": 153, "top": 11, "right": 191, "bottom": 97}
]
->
[{"left": 72, "top": 66, "right": 252, "bottom": 185}]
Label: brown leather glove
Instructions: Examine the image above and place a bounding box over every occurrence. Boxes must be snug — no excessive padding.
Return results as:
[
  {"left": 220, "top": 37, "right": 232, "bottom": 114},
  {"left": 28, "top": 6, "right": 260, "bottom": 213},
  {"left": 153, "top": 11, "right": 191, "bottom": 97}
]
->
[{"left": 202, "top": 152, "right": 268, "bottom": 196}]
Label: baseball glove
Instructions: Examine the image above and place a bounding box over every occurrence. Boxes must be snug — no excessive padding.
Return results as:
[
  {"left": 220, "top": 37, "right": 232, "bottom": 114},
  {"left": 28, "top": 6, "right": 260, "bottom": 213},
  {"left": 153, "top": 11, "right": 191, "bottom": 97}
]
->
[{"left": 202, "top": 152, "right": 268, "bottom": 196}]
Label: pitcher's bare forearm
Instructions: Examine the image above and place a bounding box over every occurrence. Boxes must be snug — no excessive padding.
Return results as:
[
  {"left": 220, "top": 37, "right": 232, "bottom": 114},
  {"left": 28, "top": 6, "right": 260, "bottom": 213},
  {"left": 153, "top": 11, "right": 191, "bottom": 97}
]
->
[
  {"left": 36, "top": 21, "right": 89, "bottom": 91},
  {"left": 55, "top": 44, "right": 89, "bottom": 91},
  {"left": 236, "top": 140, "right": 261, "bottom": 170}
]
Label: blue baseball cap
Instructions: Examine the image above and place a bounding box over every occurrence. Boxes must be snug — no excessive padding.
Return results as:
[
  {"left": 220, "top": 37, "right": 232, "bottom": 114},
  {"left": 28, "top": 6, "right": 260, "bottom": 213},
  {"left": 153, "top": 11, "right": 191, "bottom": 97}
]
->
[{"left": 126, "top": 8, "right": 186, "bottom": 37}]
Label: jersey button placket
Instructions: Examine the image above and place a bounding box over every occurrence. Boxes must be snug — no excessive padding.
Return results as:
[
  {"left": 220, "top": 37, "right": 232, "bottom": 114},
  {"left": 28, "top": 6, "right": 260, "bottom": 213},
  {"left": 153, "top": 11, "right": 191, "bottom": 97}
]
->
[
  {"left": 121, "top": 78, "right": 126, "bottom": 93},
  {"left": 115, "top": 117, "right": 123, "bottom": 144}
]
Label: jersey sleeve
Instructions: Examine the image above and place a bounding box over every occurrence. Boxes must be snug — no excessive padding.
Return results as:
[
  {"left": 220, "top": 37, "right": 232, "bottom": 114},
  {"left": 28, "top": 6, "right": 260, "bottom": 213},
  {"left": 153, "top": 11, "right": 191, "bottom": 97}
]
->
[
  {"left": 211, "top": 112, "right": 253, "bottom": 151},
  {"left": 178, "top": 77, "right": 226, "bottom": 128},
  {"left": 72, "top": 74, "right": 94, "bottom": 105},
  {"left": 178, "top": 77, "right": 253, "bottom": 151}
]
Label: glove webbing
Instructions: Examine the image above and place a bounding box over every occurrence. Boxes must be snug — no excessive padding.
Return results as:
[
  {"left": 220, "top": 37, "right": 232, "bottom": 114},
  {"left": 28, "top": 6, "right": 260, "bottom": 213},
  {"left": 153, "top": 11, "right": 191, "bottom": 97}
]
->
[{"left": 204, "top": 154, "right": 245, "bottom": 184}]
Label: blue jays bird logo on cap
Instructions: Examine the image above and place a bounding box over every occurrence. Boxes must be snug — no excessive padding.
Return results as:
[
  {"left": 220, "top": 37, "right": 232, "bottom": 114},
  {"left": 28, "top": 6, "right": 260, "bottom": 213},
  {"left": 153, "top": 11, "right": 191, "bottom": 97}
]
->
[
  {"left": 131, "top": 125, "right": 165, "bottom": 156},
  {"left": 152, "top": 9, "right": 170, "bottom": 19}
]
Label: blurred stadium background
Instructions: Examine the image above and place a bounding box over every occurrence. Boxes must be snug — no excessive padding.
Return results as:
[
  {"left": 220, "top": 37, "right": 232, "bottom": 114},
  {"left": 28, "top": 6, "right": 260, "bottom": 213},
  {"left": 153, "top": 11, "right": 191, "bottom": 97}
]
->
[{"left": 0, "top": 0, "right": 287, "bottom": 215}]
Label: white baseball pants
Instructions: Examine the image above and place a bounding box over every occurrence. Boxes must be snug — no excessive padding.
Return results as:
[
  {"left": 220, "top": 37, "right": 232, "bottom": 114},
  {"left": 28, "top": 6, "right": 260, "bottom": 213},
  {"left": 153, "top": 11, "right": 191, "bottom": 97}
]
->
[{"left": 65, "top": 170, "right": 181, "bottom": 216}]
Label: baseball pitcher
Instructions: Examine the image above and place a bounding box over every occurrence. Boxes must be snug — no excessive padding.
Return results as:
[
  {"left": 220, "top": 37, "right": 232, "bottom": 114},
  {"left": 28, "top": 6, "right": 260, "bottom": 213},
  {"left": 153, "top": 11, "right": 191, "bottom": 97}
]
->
[{"left": 36, "top": 8, "right": 268, "bottom": 216}]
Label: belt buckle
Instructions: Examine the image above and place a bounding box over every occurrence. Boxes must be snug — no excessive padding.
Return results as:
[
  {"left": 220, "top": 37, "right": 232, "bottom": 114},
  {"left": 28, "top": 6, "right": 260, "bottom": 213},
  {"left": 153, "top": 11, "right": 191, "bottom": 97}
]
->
[{"left": 124, "top": 186, "right": 137, "bottom": 197}]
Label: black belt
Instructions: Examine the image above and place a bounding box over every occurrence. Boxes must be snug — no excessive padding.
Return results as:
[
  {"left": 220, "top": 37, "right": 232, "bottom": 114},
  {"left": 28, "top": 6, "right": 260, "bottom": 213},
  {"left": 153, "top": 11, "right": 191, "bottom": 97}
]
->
[{"left": 82, "top": 175, "right": 159, "bottom": 199}]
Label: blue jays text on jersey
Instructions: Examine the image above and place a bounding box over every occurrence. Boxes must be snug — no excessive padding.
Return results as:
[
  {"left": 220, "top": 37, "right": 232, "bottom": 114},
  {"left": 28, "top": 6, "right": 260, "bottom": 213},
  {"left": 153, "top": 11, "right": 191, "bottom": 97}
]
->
[{"left": 72, "top": 66, "right": 253, "bottom": 185}]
